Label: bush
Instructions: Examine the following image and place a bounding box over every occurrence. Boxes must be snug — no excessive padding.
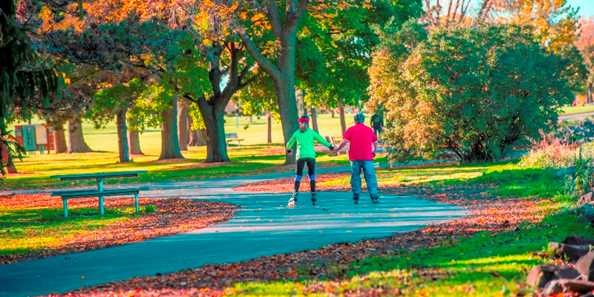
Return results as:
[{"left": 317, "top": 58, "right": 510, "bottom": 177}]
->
[
  {"left": 519, "top": 134, "right": 579, "bottom": 168},
  {"left": 370, "top": 24, "right": 584, "bottom": 162},
  {"left": 564, "top": 150, "right": 594, "bottom": 198},
  {"left": 143, "top": 205, "right": 157, "bottom": 214}
]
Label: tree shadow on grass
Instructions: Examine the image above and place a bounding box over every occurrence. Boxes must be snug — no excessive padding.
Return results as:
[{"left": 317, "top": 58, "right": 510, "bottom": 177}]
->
[
  {"left": 416, "top": 164, "right": 562, "bottom": 199},
  {"left": 333, "top": 210, "right": 592, "bottom": 294}
]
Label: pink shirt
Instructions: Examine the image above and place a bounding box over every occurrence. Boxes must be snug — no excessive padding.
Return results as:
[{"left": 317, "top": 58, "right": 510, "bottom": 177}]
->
[{"left": 343, "top": 123, "right": 377, "bottom": 161}]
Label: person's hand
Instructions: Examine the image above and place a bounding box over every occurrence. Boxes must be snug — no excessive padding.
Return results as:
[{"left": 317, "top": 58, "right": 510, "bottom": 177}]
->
[{"left": 287, "top": 149, "right": 293, "bottom": 155}]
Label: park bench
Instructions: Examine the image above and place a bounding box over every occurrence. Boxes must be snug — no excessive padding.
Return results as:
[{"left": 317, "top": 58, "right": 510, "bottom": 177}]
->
[
  {"left": 50, "top": 171, "right": 147, "bottom": 218},
  {"left": 225, "top": 132, "right": 244, "bottom": 146}
]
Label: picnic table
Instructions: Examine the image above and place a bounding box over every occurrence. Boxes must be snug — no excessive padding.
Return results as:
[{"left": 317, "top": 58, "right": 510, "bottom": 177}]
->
[{"left": 50, "top": 170, "right": 147, "bottom": 218}]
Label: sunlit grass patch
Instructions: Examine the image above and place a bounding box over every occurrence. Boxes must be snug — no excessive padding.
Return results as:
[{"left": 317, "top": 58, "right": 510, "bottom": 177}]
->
[
  {"left": 1, "top": 143, "right": 353, "bottom": 190},
  {"left": 318, "top": 162, "right": 563, "bottom": 200},
  {"left": 0, "top": 206, "right": 131, "bottom": 257}
]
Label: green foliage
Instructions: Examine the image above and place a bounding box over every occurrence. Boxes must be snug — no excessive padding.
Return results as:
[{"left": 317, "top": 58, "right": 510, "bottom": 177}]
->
[
  {"left": 143, "top": 205, "right": 157, "bottom": 214},
  {"left": 0, "top": 0, "right": 57, "bottom": 174},
  {"left": 88, "top": 78, "right": 146, "bottom": 129},
  {"left": 0, "top": 131, "right": 25, "bottom": 175},
  {"left": 564, "top": 149, "right": 594, "bottom": 198},
  {"left": 300, "top": 0, "right": 423, "bottom": 110},
  {"left": 373, "top": 25, "right": 581, "bottom": 162}
]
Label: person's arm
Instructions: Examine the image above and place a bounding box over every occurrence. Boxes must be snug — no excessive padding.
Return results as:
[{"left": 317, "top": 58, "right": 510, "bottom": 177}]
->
[
  {"left": 335, "top": 139, "right": 349, "bottom": 152},
  {"left": 371, "top": 130, "right": 378, "bottom": 157},
  {"left": 336, "top": 128, "right": 351, "bottom": 152},
  {"left": 313, "top": 131, "right": 334, "bottom": 150},
  {"left": 286, "top": 132, "right": 297, "bottom": 153}
]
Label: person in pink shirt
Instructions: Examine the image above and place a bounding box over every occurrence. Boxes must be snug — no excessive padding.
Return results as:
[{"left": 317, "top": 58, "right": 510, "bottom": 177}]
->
[{"left": 335, "top": 112, "right": 380, "bottom": 204}]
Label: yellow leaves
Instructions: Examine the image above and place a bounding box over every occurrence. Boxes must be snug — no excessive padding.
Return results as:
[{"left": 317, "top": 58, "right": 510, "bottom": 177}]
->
[
  {"left": 96, "top": 82, "right": 113, "bottom": 90},
  {"left": 193, "top": 0, "right": 239, "bottom": 41},
  {"left": 38, "top": 2, "right": 84, "bottom": 33},
  {"left": 38, "top": 6, "right": 54, "bottom": 33}
]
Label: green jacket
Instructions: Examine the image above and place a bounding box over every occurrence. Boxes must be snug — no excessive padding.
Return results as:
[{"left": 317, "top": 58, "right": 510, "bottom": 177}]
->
[{"left": 286, "top": 128, "right": 332, "bottom": 160}]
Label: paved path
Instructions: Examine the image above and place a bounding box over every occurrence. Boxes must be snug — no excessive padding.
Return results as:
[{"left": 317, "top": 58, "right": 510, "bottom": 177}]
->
[{"left": 0, "top": 169, "right": 467, "bottom": 297}]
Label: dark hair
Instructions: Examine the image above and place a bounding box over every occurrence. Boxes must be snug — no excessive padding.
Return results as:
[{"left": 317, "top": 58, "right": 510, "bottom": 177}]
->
[{"left": 354, "top": 112, "right": 365, "bottom": 123}]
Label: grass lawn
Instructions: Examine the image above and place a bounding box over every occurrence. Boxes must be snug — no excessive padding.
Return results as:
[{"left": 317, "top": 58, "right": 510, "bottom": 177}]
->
[
  {"left": 2, "top": 113, "right": 355, "bottom": 190},
  {"left": 319, "top": 162, "right": 561, "bottom": 199},
  {"left": 0, "top": 144, "right": 349, "bottom": 190},
  {"left": 223, "top": 162, "right": 591, "bottom": 296},
  {"left": 0, "top": 204, "right": 134, "bottom": 259},
  {"left": 560, "top": 104, "right": 594, "bottom": 116}
]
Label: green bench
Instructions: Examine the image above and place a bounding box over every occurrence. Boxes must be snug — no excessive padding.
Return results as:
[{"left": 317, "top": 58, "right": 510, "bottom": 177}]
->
[
  {"left": 50, "top": 171, "right": 147, "bottom": 218},
  {"left": 51, "top": 187, "right": 146, "bottom": 218}
]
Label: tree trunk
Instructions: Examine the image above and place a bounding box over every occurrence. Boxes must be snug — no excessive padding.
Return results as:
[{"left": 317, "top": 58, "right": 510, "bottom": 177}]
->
[
  {"left": 67, "top": 116, "right": 92, "bottom": 153},
  {"left": 310, "top": 107, "right": 319, "bottom": 132},
  {"left": 178, "top": 98, "right": 190, "bottom": 151},
  {"left": 52, "top": 122, "right": 67, "bottom": 153},
  {"left": 274, "top": 78, "right": 299, "bottom": 164},
  {"left": 159, "top": 97, "right": 184, "bottom": 160},
  {"left": 339, "top": 102, "right": 347, "bottom": 135},
  {"left": 116, "top": 109, "right": 131, "bottom": 163},
  {"left": 6, "top": 151, "right": 16, "bottom": 174},
  {"left": 189, "top": 129, "right": 208, "bottom": 146},
  {"left": 331, "top": 109, "right": 335, "bottom": 118},
  {"left": 0, "top": 139, "right": 17, "bottom": 174},
  {"left": 128, "top": 130, "right": 143, "bottom": 155},
  {"left": 588, "top": 83, "right": 593, "bottom": 104},
  {"left": 198, "top": 101, "right": 230, "bottom": 162},
  {"left": 267, "top": 112, "right": 272, "bottom": 144},
  {"left": 238, "top": 9, "right": 302, "bottom": 164}
]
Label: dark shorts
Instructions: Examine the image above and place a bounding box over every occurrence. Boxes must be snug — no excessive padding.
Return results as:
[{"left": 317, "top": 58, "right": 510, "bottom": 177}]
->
[{"left": 295, "top": 158, "right": 316, "bottom": 181}]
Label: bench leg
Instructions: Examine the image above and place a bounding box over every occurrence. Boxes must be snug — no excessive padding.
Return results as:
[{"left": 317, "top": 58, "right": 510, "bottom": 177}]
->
[
  {"left": 99, "top": 195, "right": 105, "bottom": 216},
  {"left": 63, "top": 199, "right": 68, "bottom": 218},
  {"left": 134, "top": 193, "right": 139, "bottom": 214}
]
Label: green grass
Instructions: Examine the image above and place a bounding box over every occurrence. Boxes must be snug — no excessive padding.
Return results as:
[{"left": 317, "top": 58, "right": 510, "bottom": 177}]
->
[
  {"left": 336, "top": 208, "right": 590, "bottom": 297},
  {"left": 224, "top": 162, "right": 588, "bottom": 296},
  {"left": 0, "top": 206, "right": 135, "bottom": 257},
  {"left": 560, "top": 104, "right": 594, "bottom": 116},
  {"left": 226, "top": 205, "right": 590, "bottom": 297},
  {"left": 320, "top": 162, "right": 563, "bottom": 199}
]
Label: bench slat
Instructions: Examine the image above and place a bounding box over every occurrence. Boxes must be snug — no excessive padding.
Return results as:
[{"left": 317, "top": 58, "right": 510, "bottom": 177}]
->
[
  {"left": 53, "top": 187, "right": 145, "bottom": 218},
  {"left": 52, "top": 187, "right": 144, "bottom": 198},
  {"left": 51, "top": 170, "right": 147, "bottom": 181}
]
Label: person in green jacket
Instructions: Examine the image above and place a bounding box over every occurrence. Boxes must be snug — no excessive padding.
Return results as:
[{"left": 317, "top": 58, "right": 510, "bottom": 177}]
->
[{"left": 286, "top": 115, "right": 334, "bottom": 207}]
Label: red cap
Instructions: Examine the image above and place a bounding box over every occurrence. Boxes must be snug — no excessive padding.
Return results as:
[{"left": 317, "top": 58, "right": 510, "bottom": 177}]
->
[{"left": 298, "top": 117, "right": 309, "bottom": 124}]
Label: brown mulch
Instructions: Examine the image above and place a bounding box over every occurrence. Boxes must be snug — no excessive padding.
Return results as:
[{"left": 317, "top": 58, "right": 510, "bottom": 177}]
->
[
  {"left": 49, "top": 175, "right": 551, "bottom": 297},
  {"left": 0, "top": 194, "right": 237, "bottom": 264}
]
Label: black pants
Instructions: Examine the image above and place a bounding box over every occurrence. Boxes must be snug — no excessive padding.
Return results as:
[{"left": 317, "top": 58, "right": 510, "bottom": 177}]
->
[
  {"left": 296, "top": 158, "right": 316, "bottom": 179},
  {"left": 294, "top": 158, "right": 316, "bottom": 193}
]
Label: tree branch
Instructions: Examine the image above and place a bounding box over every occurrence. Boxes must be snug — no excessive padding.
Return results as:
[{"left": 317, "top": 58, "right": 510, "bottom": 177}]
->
[
  {"left": 286, "top": 0, "right": 307, "bottom": 29},
  {"left": 237, "top": 29, "right": 281, "bottom": 79},
  {"left": 267, "top": 0, "right": 283, "bottom": 38}
]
